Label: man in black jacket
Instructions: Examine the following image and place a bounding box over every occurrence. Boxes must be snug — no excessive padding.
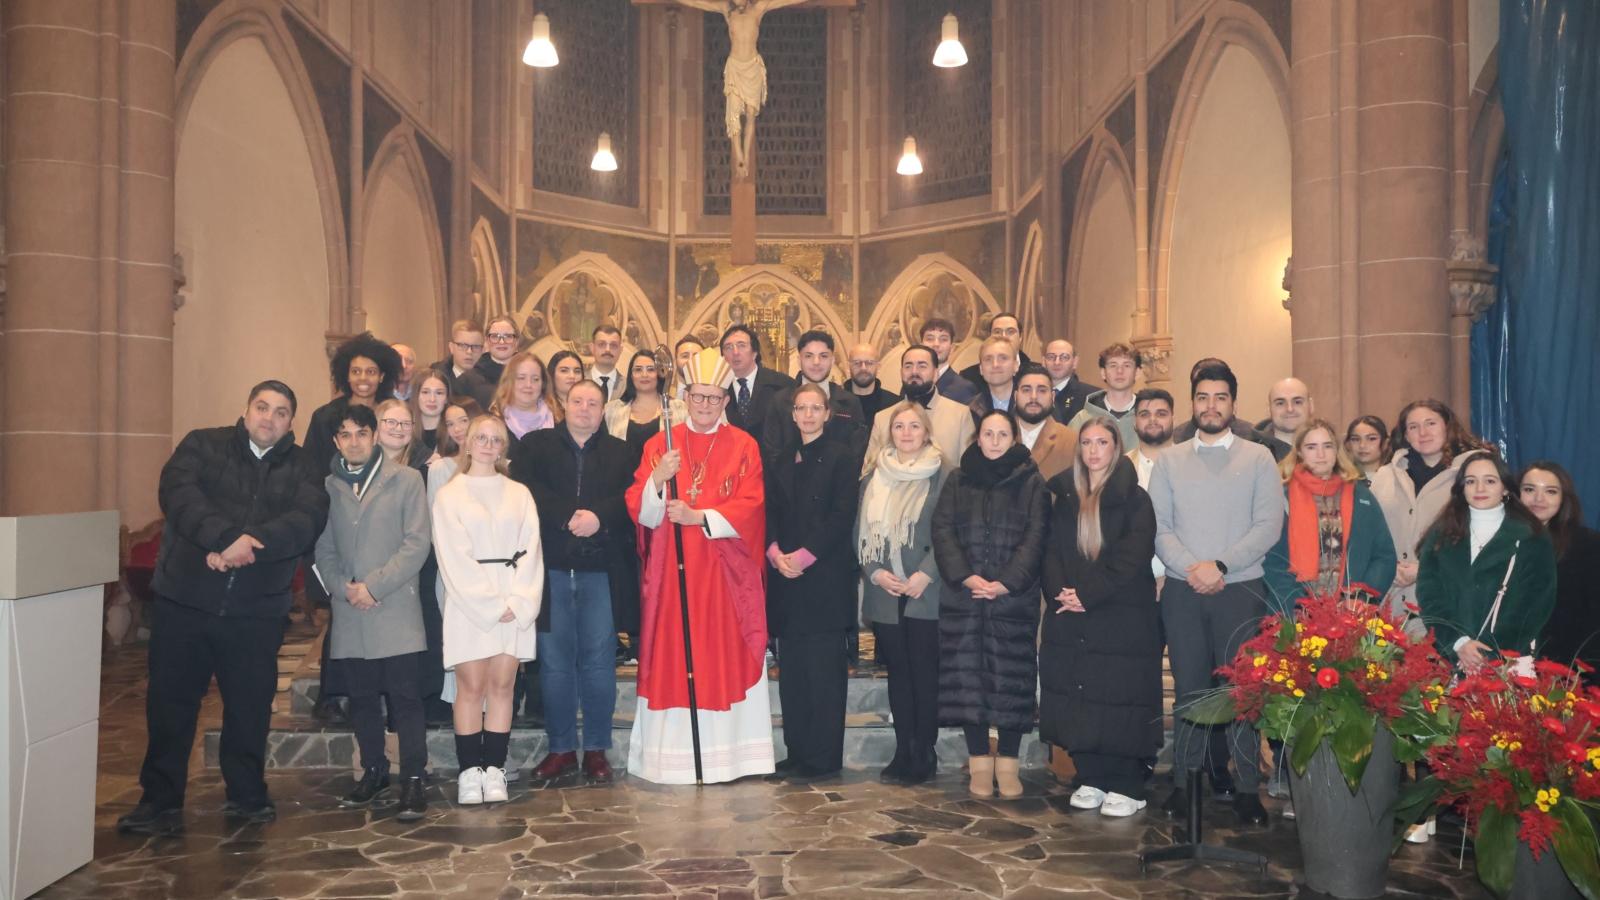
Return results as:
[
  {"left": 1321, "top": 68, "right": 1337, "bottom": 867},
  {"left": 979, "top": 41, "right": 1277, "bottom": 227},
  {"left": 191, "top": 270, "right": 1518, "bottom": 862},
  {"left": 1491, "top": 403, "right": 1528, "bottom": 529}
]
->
[
  {"left": 762, "top": 330, "right": 867, "bottom": 460},
  {"left": 511, "top": 380, "right": 636, "bottom": 785},
  {"left": 720, "top": 324, "right": 793, "bottom": 454},
  {"left": 431, "top": 318, "right": 495, "bottom": 409},
  {"left": 1042, "top": 339, "right": 1097, "bottom": 424},
  {"left": 118, "top": 381, "right": 330, "bottom": 835},
  {"left": 958, "top": 313, "right": 1034, "bottom": 390},
  {"left": 845, "top": 341, "right": 900, "bottom": 426}
]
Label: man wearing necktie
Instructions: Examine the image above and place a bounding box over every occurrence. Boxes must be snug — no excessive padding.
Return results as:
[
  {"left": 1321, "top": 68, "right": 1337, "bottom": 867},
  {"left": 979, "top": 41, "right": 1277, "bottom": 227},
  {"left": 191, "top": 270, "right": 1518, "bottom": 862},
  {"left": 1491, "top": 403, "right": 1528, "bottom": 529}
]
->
[
  {"left": 588, "top": 324, "right": 624, "bottom": 402},
  {"left": 719, "top": 324, "right": 793, "bottom": 455}
]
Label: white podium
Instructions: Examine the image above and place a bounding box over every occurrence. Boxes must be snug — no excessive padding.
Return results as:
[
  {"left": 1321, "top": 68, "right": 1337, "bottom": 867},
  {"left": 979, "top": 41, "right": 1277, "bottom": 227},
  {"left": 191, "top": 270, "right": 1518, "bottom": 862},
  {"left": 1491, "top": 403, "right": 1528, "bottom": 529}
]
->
[{"left": 0, "top": 512, "right": 118, "bottom": 900}]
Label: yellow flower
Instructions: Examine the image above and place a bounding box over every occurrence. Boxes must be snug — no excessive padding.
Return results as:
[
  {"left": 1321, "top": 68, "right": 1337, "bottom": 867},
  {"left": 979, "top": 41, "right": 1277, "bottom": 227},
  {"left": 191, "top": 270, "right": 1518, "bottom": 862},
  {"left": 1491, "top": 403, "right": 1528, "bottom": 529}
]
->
[
  {"left": 1293, "top": 689, "right": 1306, "bottom": 698},
  {"left": 1536, "top": 788, "right": 1561, "bottom": 813},
  {"left": 1273, "top": 673, "right": 1286, "bottom": 683},
  {"left": 1253, "top": 655, "right": 1269, "bottom": 668},
  {"left": 1531, "top": 694, "right": 1550, "bottom": 712},
  {"left": 1376, "top": 639, "right": 1388, "bottom": 647}
]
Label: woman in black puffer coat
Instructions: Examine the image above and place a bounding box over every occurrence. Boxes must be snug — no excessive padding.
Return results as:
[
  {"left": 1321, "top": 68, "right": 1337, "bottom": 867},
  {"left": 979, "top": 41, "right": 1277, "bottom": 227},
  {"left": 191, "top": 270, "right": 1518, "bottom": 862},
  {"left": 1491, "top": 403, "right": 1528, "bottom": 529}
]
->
[
  {"left": 932, "top": 409, "right": 1049, "bottom": 800},
  {"left": 1040, "top": 422, "right": 1162, "bottom": 817}
]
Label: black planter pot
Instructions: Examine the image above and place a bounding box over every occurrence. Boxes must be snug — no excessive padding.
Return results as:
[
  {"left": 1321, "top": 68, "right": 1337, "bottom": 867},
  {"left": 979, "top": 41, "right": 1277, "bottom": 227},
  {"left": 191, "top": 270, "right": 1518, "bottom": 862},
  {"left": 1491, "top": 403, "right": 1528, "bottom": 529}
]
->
[
  {"left": 1508, "top": 839, "right": 1582, "bottom": 900},
  {"left": 1286, "top": 725, "right": 1400, "bottom": 899}
]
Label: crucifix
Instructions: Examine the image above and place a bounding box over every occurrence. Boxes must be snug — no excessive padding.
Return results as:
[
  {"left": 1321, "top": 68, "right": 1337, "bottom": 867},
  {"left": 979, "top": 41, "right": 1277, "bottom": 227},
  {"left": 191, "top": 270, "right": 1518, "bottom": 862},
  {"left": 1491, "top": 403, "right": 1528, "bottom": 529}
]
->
[{"left": 637, "top": 0, "right": 856, "bottom": 263}]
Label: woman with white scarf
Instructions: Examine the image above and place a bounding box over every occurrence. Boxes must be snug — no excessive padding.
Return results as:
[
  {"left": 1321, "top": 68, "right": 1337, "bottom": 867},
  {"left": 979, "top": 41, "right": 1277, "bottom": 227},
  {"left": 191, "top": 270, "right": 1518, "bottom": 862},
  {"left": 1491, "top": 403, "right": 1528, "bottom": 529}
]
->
[{"left": 856, "top": 401, "right": 951, "bottom": 786}]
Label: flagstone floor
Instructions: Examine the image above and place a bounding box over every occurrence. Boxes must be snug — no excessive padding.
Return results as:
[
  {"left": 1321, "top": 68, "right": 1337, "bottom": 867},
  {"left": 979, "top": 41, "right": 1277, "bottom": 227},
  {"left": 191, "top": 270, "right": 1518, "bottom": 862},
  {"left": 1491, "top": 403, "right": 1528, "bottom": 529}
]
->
[{"left": 46, "top": 643, "right": 1492, "bottom": 899}]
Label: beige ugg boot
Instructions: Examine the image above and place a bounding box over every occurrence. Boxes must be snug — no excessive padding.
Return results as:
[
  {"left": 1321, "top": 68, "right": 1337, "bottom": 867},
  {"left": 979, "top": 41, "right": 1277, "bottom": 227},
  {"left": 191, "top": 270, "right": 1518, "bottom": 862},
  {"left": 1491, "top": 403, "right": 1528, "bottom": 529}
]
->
[
  {"left": 994, "top": 756, "right": 1024, "bottom": 799},
  {"left": 967, "top": 754, "right": 995, "bottom": 798}
]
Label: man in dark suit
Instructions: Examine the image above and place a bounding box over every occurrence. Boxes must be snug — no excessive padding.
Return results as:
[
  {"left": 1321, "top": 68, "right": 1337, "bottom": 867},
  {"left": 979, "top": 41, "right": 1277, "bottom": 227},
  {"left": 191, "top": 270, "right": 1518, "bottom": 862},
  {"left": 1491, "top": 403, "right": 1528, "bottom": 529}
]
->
[
  {"left": 921, "top": 317, "right": 977, "bottom": 404},
  {"left": 1042, "top": 339, "right": 1097, "bottom": 424},
  {"left": 958, "top": 312, "right": 1033, "bottom": 390},
  {"left": 721, "top": 324, "right": 793, "bottom": 453},
  {"left": 763, "top": 330, "right": 867, "bottom": 459},
  {"left": 431, "top": 318, "right": 494, "bottom": 408},
  {"left": 845, "top": 341, "right": 900, "bottom": 425}
]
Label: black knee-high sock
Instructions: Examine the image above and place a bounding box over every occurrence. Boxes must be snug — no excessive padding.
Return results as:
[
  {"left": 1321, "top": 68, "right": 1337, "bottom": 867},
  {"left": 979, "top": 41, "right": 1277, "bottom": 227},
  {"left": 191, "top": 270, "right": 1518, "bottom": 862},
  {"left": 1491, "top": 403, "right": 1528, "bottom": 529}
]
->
[
  {"left": 455, "top": 732, "right": 483, "bottom": 771},
  {"left": 480, "top": 731, "right": 511, "bottom": 769}
]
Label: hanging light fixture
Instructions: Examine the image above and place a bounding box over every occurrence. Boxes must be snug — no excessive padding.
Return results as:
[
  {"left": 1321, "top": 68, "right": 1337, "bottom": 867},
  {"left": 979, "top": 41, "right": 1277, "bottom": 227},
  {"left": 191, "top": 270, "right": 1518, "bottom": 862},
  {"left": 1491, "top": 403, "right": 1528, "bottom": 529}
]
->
[
  {"left": 896, "top": 136, "right": 923, "bottom": 175},
  {"left": 932, "top": 13, "right": 968, "bottom": 67},
  {"left": 591, "top": 132, "right": 618, "bottom": 171},
  {"left": 522, "top": 12, "right": 558, "bottom": 67}
]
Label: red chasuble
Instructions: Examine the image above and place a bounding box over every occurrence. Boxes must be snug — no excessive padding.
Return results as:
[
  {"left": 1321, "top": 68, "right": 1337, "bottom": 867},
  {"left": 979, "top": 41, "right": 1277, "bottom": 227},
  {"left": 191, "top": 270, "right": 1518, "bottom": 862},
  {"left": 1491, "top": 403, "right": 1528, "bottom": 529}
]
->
[{"left": 625, "top": 423, "right": 767, "bottom": 711}]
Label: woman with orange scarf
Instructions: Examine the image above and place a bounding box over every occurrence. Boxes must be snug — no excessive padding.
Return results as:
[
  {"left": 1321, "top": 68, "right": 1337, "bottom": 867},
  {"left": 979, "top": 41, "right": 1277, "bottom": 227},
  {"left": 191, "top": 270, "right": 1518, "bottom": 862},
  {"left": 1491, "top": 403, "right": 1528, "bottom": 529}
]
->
[{"left": 1264, "top": 419, "right": 1398, "bottom": 613}]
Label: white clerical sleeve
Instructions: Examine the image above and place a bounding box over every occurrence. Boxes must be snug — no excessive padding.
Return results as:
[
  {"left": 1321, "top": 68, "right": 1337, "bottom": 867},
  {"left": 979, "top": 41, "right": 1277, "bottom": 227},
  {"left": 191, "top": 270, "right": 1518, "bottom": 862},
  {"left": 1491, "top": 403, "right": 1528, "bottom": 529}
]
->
[{"left": 636, "top": 478, "right": 738, "bottom": 538}]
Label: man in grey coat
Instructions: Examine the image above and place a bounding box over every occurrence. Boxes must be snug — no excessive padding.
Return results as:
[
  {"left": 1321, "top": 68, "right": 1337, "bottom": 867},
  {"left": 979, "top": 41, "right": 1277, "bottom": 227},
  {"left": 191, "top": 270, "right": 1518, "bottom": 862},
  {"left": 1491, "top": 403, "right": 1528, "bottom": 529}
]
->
[
  {"left": 314, "top": 404, "right": 432, "bottom": 820},
  {"left": 1147, "top": 360, "right": 1284, "bottom": 827}
]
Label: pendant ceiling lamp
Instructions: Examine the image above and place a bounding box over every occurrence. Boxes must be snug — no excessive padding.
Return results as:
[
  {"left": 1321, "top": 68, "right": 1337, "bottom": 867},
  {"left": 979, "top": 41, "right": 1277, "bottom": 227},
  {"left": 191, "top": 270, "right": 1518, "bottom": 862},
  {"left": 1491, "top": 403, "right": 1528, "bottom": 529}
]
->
[
  {"left": 591, "top": 132, "right": 619, "bottom": 171},
  {"left": 932, "top": 13, "right": 968, "bottom": 67},
  {"left": 897, "top": 136, "right": 923, "bottom": 175},
  {"left": 523, "top": 12, "right": 558, "bottom": 67}
]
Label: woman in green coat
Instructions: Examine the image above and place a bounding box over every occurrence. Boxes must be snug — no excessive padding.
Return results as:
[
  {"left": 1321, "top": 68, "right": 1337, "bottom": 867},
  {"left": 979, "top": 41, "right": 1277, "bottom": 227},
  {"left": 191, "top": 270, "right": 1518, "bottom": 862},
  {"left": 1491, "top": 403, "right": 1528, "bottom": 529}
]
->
[
  {"left": 1416, "top": 454, "right": 1557, "bottom": 673},
  {"left": 1265, "top": 419, "right": 1398, "bottom": 611}
]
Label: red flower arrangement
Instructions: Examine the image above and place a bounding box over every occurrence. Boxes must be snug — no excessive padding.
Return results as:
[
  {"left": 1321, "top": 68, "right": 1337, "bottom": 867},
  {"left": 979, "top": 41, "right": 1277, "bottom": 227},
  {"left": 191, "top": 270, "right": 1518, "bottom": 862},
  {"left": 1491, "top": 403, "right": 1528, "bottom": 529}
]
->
[
  {"left": 1186, "top": 594, "right": 1455, "bottom": 790},
  {"left": 1400, "top": 655, "right": 1600, "bottom": 898}
]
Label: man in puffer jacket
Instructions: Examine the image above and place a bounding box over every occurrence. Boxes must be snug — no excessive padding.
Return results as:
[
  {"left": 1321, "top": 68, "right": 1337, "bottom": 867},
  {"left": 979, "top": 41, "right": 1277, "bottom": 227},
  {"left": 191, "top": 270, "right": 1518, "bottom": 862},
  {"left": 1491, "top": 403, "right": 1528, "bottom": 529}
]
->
[{"left": 118, "top": 380, "right": 330, "bottom": 835}]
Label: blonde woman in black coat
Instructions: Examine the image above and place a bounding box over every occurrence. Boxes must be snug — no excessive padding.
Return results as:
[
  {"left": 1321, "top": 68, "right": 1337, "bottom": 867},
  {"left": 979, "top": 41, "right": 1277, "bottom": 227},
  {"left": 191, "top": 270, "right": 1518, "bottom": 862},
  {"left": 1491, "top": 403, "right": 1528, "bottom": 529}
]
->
[
  {"left": 1040, "top": 419, "right": 1160, "bottom": 817},
  {"left": 932, "top": 409, "right": 1049, "bottom": 800}
]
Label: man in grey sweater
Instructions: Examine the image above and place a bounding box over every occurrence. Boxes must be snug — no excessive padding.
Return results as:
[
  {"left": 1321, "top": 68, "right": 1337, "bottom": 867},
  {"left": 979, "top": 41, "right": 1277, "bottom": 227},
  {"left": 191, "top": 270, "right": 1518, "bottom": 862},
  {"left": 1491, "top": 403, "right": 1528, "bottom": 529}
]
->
[{"left": 1147, "top": 361, "right": 1283, "bottom": 826}]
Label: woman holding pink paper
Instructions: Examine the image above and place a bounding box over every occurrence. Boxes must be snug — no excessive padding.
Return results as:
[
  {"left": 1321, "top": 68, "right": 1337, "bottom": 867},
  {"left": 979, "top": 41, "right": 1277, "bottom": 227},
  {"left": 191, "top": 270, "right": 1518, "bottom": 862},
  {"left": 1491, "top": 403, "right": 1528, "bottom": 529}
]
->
[{"left": 763, "top": 383, "right": 861, "bottom": 782}]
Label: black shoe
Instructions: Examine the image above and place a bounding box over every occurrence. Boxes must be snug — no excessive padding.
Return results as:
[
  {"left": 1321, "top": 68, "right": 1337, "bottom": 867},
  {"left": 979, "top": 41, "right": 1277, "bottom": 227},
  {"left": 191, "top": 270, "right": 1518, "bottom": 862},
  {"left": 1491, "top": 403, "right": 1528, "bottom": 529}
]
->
[
  {"left": 312, "top": 696, "right": 349, "bottom": 724},
  {"left": 1233, "top": 793, "right": 1269, "bottom": 826},
  {"left": 395, "top": 776, "right": 427, "bottom": 822},
  {"left": 902, "top": 746, "right": 938, "bottom": 785},
  {"left": 116, "top": 802, "right": 183, "bottom": 836},
  {"left": 879, "top": 749, "right": 911, "bottom": 785},
  {"left": 785, "top": 764, "right": 840, "bottom": 784},
  {"left": 340, "top": 767, "right": 391, "bottom": 807},
  {"left": 223, "top": 799, "right": 277, "bottom": 823},
  {"left": 1209, "top": 767, "right": 1236, "bottom": 798},
  {"left": 1162, "top": 789, "right": 1190, "bottom": 819},
  {"left": 774, "top": 757, "right": 798, "bottom": 773}
]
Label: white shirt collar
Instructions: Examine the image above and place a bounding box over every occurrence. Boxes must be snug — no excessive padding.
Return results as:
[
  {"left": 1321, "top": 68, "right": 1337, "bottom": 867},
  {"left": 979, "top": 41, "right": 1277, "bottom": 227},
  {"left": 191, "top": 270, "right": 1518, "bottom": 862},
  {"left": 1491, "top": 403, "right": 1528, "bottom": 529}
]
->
[
  {"left": 1052, "top": 376, "right": 1071, "bottom": 391},
  {"left": 936, "top": 362, "right": 950, "bottom": 378},
  {"left": 249, "top": 440, "right": 271, "bottom": 459},
  {"left": 1018, "top": 419, "right": 1045, "bottom": 450},
  {"left": 1194, "top": 429, "right": 1236, "bottom": 452}
]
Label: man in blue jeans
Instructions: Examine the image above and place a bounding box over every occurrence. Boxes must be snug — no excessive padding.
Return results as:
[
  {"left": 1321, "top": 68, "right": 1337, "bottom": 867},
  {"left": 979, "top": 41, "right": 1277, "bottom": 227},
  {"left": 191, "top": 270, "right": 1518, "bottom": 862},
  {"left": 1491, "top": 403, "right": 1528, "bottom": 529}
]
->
[{"left": 512, "top": 380, "right": 636, "bottom": 782}]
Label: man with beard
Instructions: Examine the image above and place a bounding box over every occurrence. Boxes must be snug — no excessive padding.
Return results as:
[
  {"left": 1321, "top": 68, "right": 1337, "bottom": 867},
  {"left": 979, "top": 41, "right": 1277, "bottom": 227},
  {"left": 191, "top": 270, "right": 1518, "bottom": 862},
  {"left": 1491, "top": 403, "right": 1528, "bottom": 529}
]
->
[
  {"left": 921, "top": 318, "right": 976, "bottom": 404},
  {"left": 762, "top": 330, "right": 866, "bottom": 458},
  {"left": 1171, "top": 357, "right": 1275, "bottom": 449},
  {"left": 1013, "top": 366, "right": 1076, "bottom": 481},
  {"left": 1042, "top": 339, "right": 1096, "bottom": 424},
  {"left": 1146, "top": 361, "right": 1283, "bottom": 827},
  {"left": 861, "top": 344, "right": 975, "bottom": 476},
  {"left": 846, "top": 341, "right": 899, "bottom": 425}
]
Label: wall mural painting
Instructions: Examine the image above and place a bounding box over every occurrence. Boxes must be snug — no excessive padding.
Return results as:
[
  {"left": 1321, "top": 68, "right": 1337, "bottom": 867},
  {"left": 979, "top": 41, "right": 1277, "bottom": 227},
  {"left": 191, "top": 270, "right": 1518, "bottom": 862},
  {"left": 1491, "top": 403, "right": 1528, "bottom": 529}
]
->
[
  {"left": 512, "top": 219, "right": 669, "bottom": 366},
  {"left": 674, "top": 241, "right": 855, "bottom": 381}
]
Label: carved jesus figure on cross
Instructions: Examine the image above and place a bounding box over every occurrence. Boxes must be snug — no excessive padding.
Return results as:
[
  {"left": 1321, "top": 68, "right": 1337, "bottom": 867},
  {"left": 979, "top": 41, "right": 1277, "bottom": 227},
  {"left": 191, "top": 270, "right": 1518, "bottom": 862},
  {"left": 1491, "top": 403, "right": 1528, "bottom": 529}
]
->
[{"left": 672, "top": 0, "right": 810, "bottom": 179}]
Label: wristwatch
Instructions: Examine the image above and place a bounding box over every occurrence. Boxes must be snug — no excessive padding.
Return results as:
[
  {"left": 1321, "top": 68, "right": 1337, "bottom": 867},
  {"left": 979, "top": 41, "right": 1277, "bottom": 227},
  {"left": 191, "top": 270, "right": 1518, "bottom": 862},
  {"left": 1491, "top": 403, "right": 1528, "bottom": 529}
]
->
[{"left": 1214, "top": 560, "right": 1228, "bottom": 576}]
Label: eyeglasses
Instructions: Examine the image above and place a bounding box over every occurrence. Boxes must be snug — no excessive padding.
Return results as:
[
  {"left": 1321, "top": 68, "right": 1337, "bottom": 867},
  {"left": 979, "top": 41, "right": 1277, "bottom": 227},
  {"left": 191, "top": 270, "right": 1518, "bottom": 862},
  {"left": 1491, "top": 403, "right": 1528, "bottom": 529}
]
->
[
  {"left": 487, "top": 332, "right": 517, "bottom": 342},
  {"left": 471, "top": 433, "right": 507, "bottom": 447},
  {"left": 452, "top": 341, "right": 484, "bottom": 352},
  {"left": 686, "top": 392, "right": 726, "bottom": 406},
  {"left": 793, "top": 404, "right": 827, "bottom": 415},
  {"left": 379, "top": 418, "right": 414, "bottom": 429}
]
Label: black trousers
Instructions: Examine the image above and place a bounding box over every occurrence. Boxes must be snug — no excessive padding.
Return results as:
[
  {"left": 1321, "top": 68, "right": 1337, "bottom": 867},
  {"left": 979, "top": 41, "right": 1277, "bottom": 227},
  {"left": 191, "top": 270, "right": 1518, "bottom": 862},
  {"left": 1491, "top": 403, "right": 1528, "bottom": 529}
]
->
[
  {"left": 338, "top": 653, "right": 428, "bottom": 778},
  {"left": 963, "top": 725, "right": 1023, "bottom": 758},
  {"left": 1073, "top": 751, "right": 1150, "bottom": 800},
  {"left": 873, "top": 614, "right": 939, "bottom": 756},
  {"left": 1162, "top": 578, "right": 1266, "bottom": 790},
  {"left": 778, "top": 631, "right": 849, "bottom": 772},
  {"left": 139, "top": 596, "right": 285, "bottom": 809}
]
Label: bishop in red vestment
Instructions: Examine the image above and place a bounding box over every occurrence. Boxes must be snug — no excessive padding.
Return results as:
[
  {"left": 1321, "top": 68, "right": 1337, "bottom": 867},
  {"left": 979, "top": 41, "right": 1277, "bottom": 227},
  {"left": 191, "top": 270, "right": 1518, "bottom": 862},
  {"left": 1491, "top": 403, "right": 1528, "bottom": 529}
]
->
[{"left": 624, "top": 348, "right": 774, "bottom": 783}]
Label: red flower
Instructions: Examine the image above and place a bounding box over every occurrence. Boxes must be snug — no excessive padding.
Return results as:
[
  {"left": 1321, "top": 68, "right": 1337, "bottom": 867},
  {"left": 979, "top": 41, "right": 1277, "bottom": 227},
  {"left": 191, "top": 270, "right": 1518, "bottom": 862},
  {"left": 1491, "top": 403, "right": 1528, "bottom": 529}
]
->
[
  {"left": 1512, "top": 675, "right": 1539, "bottom": 689},
  {"left": 1317, "top": 668, "right": 1341, "bottom": 689},
  {"left": 1535, "top": 659, "right": 1577, "bottom": 679},
  {"left": 1543, "top": 717, "right": 1568, "bottom": 736}
]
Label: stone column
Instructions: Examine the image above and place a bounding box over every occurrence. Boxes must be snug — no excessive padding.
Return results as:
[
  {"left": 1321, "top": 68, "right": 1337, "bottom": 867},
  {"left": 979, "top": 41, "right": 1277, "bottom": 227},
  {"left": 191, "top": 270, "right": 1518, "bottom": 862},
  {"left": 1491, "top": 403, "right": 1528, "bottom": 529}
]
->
[
  {"left": 1289, "top": 0, "right": 1456, "bottom": 425},
  {"left": 1, "top": 1, "right": 177, "bottom": 525}
]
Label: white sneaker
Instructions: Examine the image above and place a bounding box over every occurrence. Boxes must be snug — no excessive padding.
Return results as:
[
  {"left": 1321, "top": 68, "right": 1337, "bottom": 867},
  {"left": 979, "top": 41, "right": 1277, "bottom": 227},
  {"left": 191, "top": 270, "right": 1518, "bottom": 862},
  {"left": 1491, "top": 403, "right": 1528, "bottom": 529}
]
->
[
  {"left": 482, "top": 766, "right": 509, "bottom": 803},
  {"left": 1099, "top": 793, "right": 1148, "bottom": 817},
  {"left": 1405, "top": 817, "right": 1437, "bottom": 844},
  {"left": 457, "top": 766, "right": 485, "bottom": 805},
  {"left": 1068, "top": 785, "right": 1106, "bottom": 809}
]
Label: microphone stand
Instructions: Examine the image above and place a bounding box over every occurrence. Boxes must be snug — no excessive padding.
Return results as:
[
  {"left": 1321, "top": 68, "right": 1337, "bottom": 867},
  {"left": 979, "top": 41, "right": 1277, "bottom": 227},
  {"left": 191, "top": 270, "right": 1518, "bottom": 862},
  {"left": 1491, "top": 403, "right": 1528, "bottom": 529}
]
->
[{"left": 660, "top": 401, "right": 705, "bottom": 785}]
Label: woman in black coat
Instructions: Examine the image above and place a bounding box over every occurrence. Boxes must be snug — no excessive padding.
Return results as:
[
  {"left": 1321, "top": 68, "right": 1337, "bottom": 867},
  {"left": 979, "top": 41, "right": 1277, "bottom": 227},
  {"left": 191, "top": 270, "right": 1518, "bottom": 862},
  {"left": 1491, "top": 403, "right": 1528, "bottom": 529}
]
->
[
  {"left": 1040, "top": 420, "right": 1161, "bottom": 817},
  {"left": 765, "top": 384, "right": 861, "bottom": 781},
  {"left": 1518, "top": 461, "right": 1600, "bottom": 678},
  {"left": 932, "top": 409, "right": 1049, "bottom": 800}
]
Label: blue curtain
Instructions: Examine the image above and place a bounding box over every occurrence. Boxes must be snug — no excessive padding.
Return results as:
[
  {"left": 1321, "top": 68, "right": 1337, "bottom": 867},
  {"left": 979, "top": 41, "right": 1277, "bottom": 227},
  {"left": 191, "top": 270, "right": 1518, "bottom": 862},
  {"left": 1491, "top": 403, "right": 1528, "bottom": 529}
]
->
[{"left": 1474, "top": 0, "right": 1600, "bottom": 525}]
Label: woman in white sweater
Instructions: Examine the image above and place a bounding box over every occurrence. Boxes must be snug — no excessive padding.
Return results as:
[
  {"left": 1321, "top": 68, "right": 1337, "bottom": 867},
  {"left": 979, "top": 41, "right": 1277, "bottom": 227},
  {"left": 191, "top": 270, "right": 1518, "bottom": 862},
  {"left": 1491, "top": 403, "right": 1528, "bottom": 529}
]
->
[{"left": 432, "top": 415, "right": 544, "bottom": 805}]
